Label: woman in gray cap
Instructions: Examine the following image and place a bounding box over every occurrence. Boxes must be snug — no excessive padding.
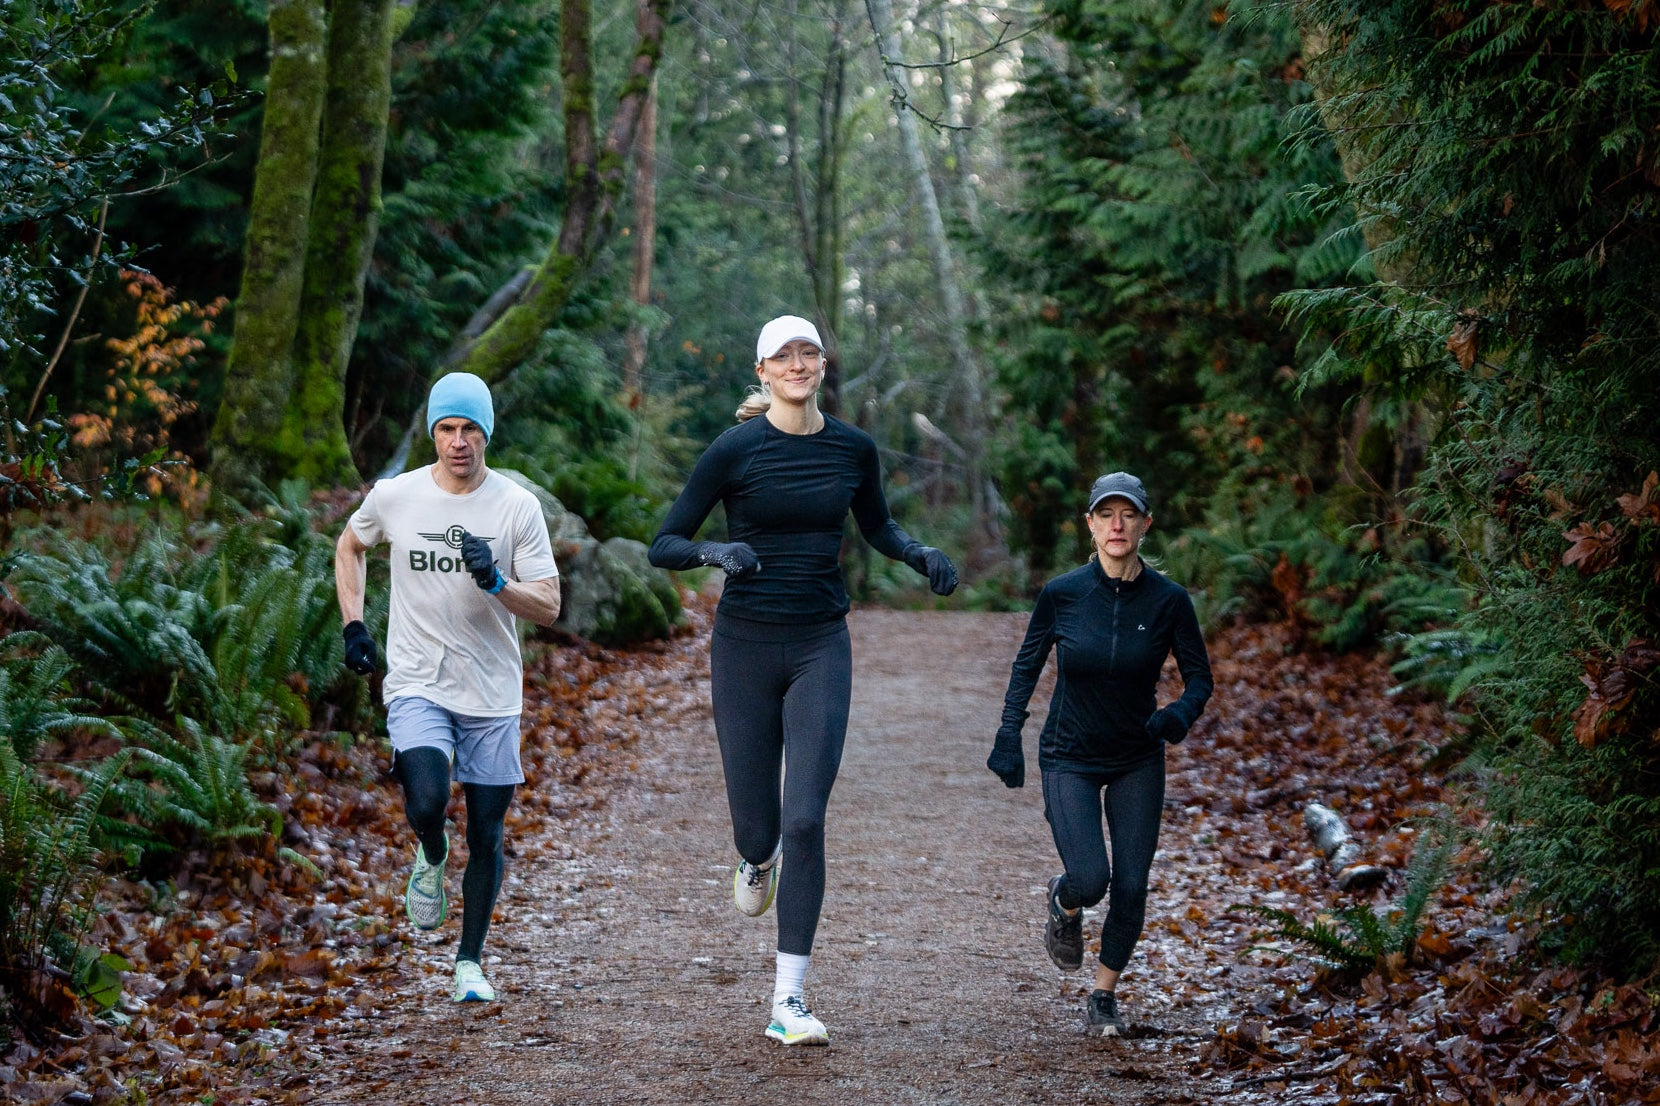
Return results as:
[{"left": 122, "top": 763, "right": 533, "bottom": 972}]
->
[{"left": 987, "top": 471, "right": 1212, "bottom": 1036}]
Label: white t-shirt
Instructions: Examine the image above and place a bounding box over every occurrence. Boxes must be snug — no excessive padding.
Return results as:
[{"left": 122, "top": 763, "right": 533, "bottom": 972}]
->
[{"left": 350, "top": 466, "right": 559, "bottom": 716}]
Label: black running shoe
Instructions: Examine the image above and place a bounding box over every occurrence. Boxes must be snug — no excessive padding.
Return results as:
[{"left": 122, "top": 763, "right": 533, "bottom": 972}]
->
[
  {"left": 1043, "top": 874, "right": 1083, "bottom": 970},
  {"left": 1087, "top": 989, "right": 1127, "bottom": 1037}
]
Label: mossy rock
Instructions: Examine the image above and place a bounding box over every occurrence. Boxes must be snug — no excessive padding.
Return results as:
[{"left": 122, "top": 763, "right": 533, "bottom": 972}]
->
[{"left": 495, "top": 470, "right": 679, "bottom": 645}]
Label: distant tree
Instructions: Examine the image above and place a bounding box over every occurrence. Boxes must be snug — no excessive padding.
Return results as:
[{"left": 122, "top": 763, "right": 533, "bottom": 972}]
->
[
  {"left": 987, "top": 0, "right": 1357, "bottom": 578},
  {"left": 209, "top": 0, "right": 670, "bottom": 496},
  {"left": 209, "top": 0, "right": 394, "bottom": 498}
]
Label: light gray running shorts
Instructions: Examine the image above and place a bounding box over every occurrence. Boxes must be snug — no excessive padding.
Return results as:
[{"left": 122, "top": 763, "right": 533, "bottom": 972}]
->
[{"left": 386, "top": 695, "right": 524, "bottom": 785}]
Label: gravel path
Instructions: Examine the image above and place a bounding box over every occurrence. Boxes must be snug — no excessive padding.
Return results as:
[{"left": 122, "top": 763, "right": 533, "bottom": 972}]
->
[{"left": 299, "top": 609, "right": 1265, "bottom": 1105}]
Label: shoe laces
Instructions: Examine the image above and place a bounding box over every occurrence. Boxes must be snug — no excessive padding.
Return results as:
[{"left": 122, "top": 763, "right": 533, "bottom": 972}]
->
[
  {"left": 744, "top": 859, "right": 772, "bottom": 889},
  {"left": 414, "top": 861, "right": 443, "bottom": 897},
  {"left": 777, "top": 994, "right": 813, "bottom": 1019}
]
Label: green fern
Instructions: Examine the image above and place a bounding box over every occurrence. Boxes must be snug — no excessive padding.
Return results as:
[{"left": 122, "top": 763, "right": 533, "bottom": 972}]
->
[
  {"left": 1237, "top": 832, "right": 1455, "bottom": 976},
  {"left": 0, "top": 631, "right": 120, "bottom": 761},
  {"left": 0, "top": 741, "right": 131, "bottom": 1023},
  {"left": 104, "top": 715, "right": 279, "bottom": 846}
]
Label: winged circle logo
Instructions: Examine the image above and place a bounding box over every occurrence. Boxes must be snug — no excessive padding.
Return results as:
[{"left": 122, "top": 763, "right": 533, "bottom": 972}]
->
[{"left": 409, "top": 525, "right": 495, "bottom": 573}]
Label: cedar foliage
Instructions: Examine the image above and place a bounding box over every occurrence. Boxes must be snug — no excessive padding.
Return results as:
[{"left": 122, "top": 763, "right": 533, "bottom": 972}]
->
[
  {"left": 986, "top": 0, "right": 1365, "bottom": 579},
  {"left": 1282, "top": 0, "right": 1660, "bottom": 971}
]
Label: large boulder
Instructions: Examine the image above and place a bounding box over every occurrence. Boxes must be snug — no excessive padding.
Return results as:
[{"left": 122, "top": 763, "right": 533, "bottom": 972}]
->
[{"left": 496, "top": 470, "right": 680, "bottom": 646}]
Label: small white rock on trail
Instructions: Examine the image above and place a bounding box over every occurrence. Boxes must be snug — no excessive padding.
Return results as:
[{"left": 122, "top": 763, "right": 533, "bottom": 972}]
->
[{"left": 300, "top": 609, "right": 1280, "bottom": 1106}]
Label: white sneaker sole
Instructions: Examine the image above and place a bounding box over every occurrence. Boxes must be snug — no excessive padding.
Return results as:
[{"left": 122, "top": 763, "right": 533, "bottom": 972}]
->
[
  {"left": 732, "top": 861, "right": 779, "bottom": 917},
  {"left": 765, "top": 1022, "right": 829, "bottom": 1046}
]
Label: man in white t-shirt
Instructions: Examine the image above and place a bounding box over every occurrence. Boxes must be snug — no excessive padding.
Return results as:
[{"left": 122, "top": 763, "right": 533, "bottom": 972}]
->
[{"left": 334, "top": 371, "right": 561, "bottom": 1004}]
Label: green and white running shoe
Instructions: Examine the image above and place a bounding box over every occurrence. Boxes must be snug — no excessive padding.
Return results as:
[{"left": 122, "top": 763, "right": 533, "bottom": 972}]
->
[
  {"left": 405, "top": 840, "right": 449, "bottom": 930},
  {"left": 732, "top": 845, "right": 780, "bottom": 917},
  {"left": 453, "top": 959, "right": 495, "bottom": 1003},
  {"left": 766, "top": 994, "right": 829, "bottom": 1046}
]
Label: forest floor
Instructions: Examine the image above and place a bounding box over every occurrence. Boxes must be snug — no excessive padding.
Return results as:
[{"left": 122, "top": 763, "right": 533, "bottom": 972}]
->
[{"left": 8, "top": 595, "right": 1658, "bottom": 1105}]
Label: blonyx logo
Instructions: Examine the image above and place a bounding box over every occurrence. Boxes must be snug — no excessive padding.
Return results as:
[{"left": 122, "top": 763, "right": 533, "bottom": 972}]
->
[{"left": 409, "top": 525, "right": 495, "bottom": 573}]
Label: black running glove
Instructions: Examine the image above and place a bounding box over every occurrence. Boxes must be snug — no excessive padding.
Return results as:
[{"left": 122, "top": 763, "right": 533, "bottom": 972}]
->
[
  {"left": 904, "top": 545, "right": 959, "bottom": 596},
  {"left": 696, "top": 541, "right": 762, "bottom": 580},
  {"left": 342, "top": 620, "right": 377, "bottom": 675},
  {"left": 986, "top": 729, "right": 1025, "bottom": 789},
  {"left": 1146, "top": 707, "right": 1189, "bottom": 745},
  {"left": 460, "top": 530, "right": 506, "bottom": 594}
]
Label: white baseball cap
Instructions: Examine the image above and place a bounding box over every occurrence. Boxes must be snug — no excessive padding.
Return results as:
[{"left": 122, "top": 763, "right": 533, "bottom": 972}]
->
[{"left": 756, "top": 315, "right": 824, "bottom": 361}]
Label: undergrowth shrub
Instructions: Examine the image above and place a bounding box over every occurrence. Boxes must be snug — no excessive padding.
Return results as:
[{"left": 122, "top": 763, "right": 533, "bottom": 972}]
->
[
  {"left": 1163, "top": 480, "right": 1465, "bottom": 651},
  {"left": 0, "top": 741, "right": 130, "bottom": 1036},
  {"left": 1238, "top": 830, "right": 1455, "bottom": 980},
  {"left": 0, "top": 631, "right": 119, "bottom": 761},
  {"left": 7, "top": 486, "right": 378, "bottom": 852}
]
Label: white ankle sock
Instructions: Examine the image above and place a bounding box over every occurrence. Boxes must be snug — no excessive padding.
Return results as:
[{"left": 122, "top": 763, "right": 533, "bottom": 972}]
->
[{"left": 773, "top": 952, "right": 810, "bottom": 1004}]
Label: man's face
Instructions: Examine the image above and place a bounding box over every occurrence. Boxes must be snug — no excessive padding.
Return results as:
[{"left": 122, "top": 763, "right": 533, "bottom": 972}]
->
[{"left": 433, "top": 417, "right": 487, "bottom": 481}]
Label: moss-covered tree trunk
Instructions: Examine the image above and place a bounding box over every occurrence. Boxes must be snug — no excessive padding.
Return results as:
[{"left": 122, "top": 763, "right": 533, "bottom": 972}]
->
[
  {"left": 209, "top": 0, "right": 327, "bottom": 502},
  {"left": 446, "top": 0, "right": 671, "bottom": 385},
  {"left": 281, "top": 0, "right": 396, "bottom": 485}
]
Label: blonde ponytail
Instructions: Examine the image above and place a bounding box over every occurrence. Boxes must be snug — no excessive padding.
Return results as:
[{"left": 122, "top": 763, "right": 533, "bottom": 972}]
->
[{"left": 735, "top": 381, "right": 771, "bottom": 422}]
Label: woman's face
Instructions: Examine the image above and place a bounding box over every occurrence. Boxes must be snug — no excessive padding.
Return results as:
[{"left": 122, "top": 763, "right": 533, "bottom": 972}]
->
[
  {"left": 1085, "top": 496, "right": 1151, "bottom": 561},
  {"left": 756, "top": 339, "right": 824, "bottom": 406}
]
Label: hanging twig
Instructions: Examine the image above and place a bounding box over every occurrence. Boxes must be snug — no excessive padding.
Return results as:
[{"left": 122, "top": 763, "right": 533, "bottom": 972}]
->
[{"left": 27, "top": 199, "right": 109, "bottom": 425}]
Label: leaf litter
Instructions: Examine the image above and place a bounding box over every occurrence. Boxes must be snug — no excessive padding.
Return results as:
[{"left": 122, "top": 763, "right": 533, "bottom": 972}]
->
[{"left": 3, "top": 600, "right": 1656, "bottom": 1105}]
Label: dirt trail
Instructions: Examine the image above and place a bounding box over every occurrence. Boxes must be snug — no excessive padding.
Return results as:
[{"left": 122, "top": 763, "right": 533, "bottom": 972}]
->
[{"left": 298, "top": 610, "right": 1271, "bottom": 1105}]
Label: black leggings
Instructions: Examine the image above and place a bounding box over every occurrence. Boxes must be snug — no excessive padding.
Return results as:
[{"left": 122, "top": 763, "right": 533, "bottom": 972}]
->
[
  {"left": 1042, "top": 753, "right": 1165, "bottom": 972},
  {"left": 396, "top": 747, "right": 517, "bottom": 963},
  {"left": 710, "top": 613, "right": 852, "bottom": 957}
]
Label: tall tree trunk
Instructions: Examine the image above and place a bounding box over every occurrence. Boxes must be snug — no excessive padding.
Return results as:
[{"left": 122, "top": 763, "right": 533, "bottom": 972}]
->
[
  {"left": 281, "top": 0, "right": 395, "bottom": 486},
  {"left": 786, "top": 0, "right": 848, "bottom": 413},
  {"left": 622, "top": 69, "right": 658, "bottom": 483},
  {"left": 210, "top": 0, "right": 327, "bottom": 501},
  {"left": 446, "top": 0, "right": 671, "bottom": 384},
  {"left": 622, "top": 71, "right": 658, "bottom": 398},
  {"left": 864, "top": 0, "right": 993, "bottom": 556},
  {"left": 931, "top": 6, "right": 980, "bottom": 233}
]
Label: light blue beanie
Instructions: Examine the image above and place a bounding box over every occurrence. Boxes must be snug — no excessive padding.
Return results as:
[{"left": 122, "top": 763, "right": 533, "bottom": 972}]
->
[{"left": 427, "top": 372, "right": 494, "bottom": 442}]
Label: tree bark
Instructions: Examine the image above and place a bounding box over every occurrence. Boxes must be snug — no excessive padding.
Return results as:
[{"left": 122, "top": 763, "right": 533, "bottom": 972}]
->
[
  {"left": 447, "top": 0, "right": 671, "bottom": 385},
  {"left": 210, "top": 0, "right": 328, "bottom": 501},
  {"left": 621, "top": 71, "right": 658, "bottom": 397},
  {"left": 785, "top": 0, "right": 849, "bottom": 414},
  {"left": 281, "top": 0, "right": 395, "bottom": 486}
]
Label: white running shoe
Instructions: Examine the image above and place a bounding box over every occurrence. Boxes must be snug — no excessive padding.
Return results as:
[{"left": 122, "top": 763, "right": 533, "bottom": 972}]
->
[
  {"left": 766, "top": 994, "right": 829, "bottom": 1046},
  {"left": 453, "top": 959, "right": 495, "bottom": 1003},
  {"left": 732, "top": 845, "right": 780, "bottom": 917},
  {"left": 405, "top": 840, "right": 448, "bottom": 930}
]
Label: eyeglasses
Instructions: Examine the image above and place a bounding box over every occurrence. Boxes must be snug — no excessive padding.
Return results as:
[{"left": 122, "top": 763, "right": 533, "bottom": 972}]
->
[{"left": 766, "top": 347, "right": 823, "bottom": 365}]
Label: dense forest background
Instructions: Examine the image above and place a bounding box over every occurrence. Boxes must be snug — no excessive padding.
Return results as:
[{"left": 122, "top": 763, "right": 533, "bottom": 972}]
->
[{"left": 2, "top": 0, "right": 1657, "bottom": 1071}]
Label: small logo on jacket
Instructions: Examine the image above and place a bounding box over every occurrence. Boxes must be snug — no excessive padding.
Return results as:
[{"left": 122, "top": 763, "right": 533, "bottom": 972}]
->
[{"left": 1137, "top": 623, "right": 1146, "bottom": 631}]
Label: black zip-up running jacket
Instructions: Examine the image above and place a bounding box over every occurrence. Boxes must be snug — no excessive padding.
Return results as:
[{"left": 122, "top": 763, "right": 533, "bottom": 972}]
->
[{"left": 998, "top": 559, "right": 1213, "bottom": 773}]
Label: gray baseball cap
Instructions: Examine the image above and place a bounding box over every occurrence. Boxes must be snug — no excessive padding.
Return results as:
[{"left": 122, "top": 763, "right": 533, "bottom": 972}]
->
[{"left": 1087, "top": 471, "right": 1149, "bottom": 514}]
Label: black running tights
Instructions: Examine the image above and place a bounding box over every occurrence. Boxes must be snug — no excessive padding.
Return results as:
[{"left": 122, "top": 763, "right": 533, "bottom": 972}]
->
[
  {"left": 710, "top": 615, "right": 852, "bottom": 957},
  {"left": 1042, "top": 753, "right": 1165, "bottom": 972},
  {"left": 396, "top": 747, "right": 516, "bottom": 963}
]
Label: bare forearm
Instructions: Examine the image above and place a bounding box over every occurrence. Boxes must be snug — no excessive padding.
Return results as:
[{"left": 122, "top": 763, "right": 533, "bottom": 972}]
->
[
  {"left": 334, "top": 532, "right": 368, "bottom": 624},
  {"left": 497, "top": 577, "right": 561, "bottom": 626}
]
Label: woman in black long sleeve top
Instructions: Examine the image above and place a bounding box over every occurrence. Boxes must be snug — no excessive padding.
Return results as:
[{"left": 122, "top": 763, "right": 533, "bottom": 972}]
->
[
  {"left": 988, "top": 471, "right": 1212, "bottom": 1037},
  {"left": 648, "top": 314, "right": 958, "bottom": 1047}
]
